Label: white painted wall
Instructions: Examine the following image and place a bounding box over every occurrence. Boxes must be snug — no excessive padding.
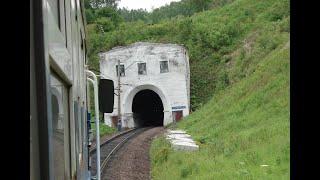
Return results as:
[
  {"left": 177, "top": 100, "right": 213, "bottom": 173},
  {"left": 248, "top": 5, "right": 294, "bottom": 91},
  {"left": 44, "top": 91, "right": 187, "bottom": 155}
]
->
[{"left": 99, "top": 42, "right": 190, "bottom": 128}]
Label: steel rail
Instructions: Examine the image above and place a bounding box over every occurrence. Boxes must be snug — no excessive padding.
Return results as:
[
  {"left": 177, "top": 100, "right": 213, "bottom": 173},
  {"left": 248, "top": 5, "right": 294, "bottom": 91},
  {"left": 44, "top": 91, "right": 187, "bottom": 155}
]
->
[
  {"left": 89, "top": 128, "right": 136, "bottom": 154},
  {"left": 100, "top": 128, "right": 148, "bottom": 173},
  {"left": 89, "top": 127, "right": 152, "bottom": 178}
]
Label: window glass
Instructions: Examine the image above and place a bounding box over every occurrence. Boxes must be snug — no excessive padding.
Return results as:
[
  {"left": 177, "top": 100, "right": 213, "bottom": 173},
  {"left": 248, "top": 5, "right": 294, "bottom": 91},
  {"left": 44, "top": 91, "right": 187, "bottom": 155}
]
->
[
  {"left": 49, "top": 0, "right": 60, "bottom": 27},
  {"left": 75, "top": 0, "right": 78, "bottom": 21},
  {"left": 77, "top": 103, "right": 82, "bottom": 154},
  {"left": 160, "top": 61, "right": 169, "bottom": 73},
  {"left": 138, "top": 63, "right": 147, "bottom": 75},
  {"left": 116, "top": 65, "right": 125, "bottom": 77},
  {"left": 81, "top": 107, "right": 86, "bottom": 151},
  {"left": 74, "top": 102, "right": 79, "bottom": 157},
  {"left": 50, "top": 73, "right": 70, "bottom": 180}
]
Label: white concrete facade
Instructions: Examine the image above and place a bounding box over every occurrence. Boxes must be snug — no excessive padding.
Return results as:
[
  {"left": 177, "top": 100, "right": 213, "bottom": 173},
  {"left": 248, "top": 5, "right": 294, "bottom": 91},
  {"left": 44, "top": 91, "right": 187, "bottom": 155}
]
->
[{"left": 99, "top": 42, "right": 190, "bottom": 128}]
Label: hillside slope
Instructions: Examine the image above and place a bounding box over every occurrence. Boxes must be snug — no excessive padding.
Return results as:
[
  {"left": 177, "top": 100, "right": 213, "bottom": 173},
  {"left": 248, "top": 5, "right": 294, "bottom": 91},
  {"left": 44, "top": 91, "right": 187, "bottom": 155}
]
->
[
  {"left": 87, "top": 0, "right": 289, "bottom": 110},
  {"left": 149, "top": 0, "right": 290, "bottom": 178},
  {"left": 151, "top": 40, "right": 289, "bottom": 179}
]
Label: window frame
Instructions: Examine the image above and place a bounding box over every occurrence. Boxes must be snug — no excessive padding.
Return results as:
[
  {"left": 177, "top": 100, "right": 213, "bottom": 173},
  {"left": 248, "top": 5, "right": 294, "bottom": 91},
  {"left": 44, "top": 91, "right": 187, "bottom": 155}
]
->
[
  {"left": 116, "top": 64, "right": 125, "bottom": 77},
  {"left": 137, "top": 62, "right": 147, "bottom": 75},
  {"left": 160, "top": 60, "right": 169, "bottom": 73},
  {"left": 48, "top": 0, "right": 66, "bottom": 38},
  {"left": 49, "top": 70, "right": 72, "bottom": 180}
]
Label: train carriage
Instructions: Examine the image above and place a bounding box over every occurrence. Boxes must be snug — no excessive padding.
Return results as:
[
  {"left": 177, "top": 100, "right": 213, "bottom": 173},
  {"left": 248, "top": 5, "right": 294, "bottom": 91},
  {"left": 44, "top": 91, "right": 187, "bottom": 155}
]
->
[{"left": 30, "top": 0, "right": 90, "bottom": 179}]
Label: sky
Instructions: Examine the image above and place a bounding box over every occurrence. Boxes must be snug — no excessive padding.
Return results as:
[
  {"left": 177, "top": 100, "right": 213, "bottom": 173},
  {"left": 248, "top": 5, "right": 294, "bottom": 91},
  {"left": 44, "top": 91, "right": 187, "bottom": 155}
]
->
[{"left": 118, "top": 0, "right": 181, "bottom": 12}]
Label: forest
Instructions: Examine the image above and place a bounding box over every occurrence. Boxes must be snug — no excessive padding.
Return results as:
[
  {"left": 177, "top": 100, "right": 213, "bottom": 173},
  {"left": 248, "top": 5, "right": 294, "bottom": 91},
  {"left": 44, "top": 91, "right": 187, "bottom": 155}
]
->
[{"left": 84, "top": 0, "right": 247, "bottom": 111}]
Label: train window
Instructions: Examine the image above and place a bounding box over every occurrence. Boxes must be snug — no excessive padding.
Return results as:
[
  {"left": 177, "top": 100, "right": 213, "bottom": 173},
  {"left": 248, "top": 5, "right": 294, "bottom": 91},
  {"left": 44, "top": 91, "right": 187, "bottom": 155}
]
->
[
  {"left": 80, "top": 31, "right": 84, "bottom": 60},
  {"left": 74, "top": 102, "right": 83, "bottom": 162},
  {"left": 50, "top": 72, "right": 71, "bottom": 179},
  {"left": 49, "top": 0, "right": 60, "bottom": 27},
  {"left": 49, "top": 0, "right": 67, "bottom": 43},
  {"left": 75, "top": 0, "right": 78, "bottom": 21},
  {"left": 63, "top": 0, "right": 67, "bottom": 45},
  {"left": 74, "top": 102, "right": 79, "bottom": 155},
  {"left": 81, "top": 106, "right": 86, "bottom": 152},
  {"left": 81, "top": 33, "right": 84, "bottom": 51},
  {"left": 79, "top": 104, "right": 83, "bottom": 154},
  {"left": 59, "top": 0, "right": 66, "bottom": 40}
]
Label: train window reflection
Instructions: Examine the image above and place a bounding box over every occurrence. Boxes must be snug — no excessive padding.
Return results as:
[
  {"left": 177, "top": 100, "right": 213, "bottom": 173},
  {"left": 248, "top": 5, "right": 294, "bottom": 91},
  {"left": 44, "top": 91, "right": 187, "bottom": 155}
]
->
[
  {"left": 49, "top": 0, "right": 60, "bottom": 28},
  {"left": 50, "top": 73, "right": 70, "bottom": 179}
]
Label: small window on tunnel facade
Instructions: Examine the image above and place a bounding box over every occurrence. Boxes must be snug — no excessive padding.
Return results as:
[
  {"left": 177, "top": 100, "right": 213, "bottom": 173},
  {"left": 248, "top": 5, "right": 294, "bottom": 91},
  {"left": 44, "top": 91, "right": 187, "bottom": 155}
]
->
[
  {"left": 116, "top": 65, "right": 125, "bottom": 77},
  {"left": 160, "top": 61, "right": 169, "bottom": 73},
  {"left": 138, "top": 63, "right": 147, "bottom": 75}
]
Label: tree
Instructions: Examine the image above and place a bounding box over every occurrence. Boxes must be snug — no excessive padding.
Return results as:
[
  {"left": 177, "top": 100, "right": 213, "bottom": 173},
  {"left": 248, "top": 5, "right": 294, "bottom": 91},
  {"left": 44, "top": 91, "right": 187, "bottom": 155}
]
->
[
  {"left": 85, "top": 9, "right": 96, "bottom": 23},
  {"left": 96, "top": 7, "right": 123, "bottom": 27},
  {"left": 89, "top": 0, "right": 120, "bottom": 9},
  {"left": 95, "top": 17, "right": 115, "bottom": 32},
  {"left": 84, "top": 0, "right": 92, "bottom": 9},
  {"left": 190, "top": 0, "right": 211, "bottom": 11}
]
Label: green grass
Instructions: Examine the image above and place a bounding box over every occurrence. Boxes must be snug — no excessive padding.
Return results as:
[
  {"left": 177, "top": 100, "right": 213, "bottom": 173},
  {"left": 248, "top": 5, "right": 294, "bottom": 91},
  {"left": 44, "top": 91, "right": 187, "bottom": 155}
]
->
[
  {"left": 151, "top": 40, "right": 289, "bottom": 179},
  {"left": 91, "top": 122, "right": 116, "bottom": 138},
  {"left": 149, "top": 0, "right": 289, "bottom": 179}
]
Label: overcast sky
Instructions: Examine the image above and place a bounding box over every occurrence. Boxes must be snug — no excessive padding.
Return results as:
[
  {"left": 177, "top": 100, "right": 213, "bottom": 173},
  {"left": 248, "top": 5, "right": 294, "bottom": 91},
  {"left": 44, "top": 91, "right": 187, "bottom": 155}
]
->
[{"left": 118, "top": 0, "right": 181, "bottom": 12}]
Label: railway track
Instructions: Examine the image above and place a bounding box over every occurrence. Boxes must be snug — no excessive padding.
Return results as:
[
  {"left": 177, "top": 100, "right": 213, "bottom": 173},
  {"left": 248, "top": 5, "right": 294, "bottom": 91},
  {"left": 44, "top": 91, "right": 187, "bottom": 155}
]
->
[{"left": 89, "top": 127, "right": 151, "bottom": 179}]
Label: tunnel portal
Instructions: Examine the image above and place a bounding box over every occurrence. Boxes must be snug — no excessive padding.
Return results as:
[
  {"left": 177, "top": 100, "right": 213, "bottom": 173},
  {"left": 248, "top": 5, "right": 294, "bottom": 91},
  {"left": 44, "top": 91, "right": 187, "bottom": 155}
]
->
[{"left": 132, "top": 89, "right": 164, "bottom": 127}]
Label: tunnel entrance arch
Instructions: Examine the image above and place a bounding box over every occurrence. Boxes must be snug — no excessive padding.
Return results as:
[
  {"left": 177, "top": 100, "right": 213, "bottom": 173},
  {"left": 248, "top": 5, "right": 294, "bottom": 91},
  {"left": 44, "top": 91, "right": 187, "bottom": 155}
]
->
[
  {"left": 122, "top": 84, "right": 171, "bottom": 127},
  {"left": 132, "top": 90, "right": 164, "bottom": 127}
]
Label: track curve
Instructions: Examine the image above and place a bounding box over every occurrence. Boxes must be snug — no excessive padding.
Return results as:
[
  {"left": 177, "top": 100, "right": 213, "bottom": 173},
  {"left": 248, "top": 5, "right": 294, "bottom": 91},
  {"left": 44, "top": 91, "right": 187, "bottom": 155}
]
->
[{"left": 89, "top": 127, "right": 151, "bottom": 178}]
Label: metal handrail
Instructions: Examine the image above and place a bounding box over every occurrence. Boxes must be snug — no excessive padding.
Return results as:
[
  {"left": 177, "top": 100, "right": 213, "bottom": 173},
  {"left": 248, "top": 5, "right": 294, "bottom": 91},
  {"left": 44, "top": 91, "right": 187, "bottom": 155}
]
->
[{"left": 86, "top": 70, "right": 101, "bottom": 180}]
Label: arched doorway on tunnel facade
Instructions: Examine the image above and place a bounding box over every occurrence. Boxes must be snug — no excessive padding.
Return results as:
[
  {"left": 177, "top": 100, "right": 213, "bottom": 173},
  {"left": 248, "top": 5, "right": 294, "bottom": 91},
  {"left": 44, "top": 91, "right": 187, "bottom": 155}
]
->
[
  {"left": 132, "top": 89, "right": 164, "bottom": 127},
  {"left": 122, "top": 84, "right": 171, "bottom": 128}
]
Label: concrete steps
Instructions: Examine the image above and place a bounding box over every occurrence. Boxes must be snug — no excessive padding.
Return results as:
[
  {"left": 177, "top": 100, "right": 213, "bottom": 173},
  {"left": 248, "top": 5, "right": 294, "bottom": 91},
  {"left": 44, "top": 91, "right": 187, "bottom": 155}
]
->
[{"left": 166, "top": 129, "right": 199, "bottom": 151}]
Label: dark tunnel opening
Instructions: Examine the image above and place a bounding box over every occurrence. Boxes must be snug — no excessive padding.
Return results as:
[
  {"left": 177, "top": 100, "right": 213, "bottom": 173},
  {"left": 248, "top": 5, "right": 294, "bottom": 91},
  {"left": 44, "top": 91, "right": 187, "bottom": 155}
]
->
[{"left": 132, "top": 89, "right": 164, "bottom": 127}]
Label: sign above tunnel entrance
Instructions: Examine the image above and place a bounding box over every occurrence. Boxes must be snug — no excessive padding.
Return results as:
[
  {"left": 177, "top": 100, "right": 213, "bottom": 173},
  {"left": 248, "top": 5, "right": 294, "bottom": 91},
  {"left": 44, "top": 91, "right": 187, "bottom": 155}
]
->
[{"left": 172, "top": 106, "right": 186, "bottom": 110}]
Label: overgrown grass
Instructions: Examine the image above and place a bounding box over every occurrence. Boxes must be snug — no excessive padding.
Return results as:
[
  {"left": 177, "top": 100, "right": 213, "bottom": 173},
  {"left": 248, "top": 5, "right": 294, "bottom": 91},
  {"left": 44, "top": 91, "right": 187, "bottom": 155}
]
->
[
  {"left": 151, "top": 40, "right": 289, "bottom": 179},
  {"left": 91, "top": 122, "right": 116, "bottom": 138},
  {"left": 149, "top": 0, "right": 289, "bottom": 179}
]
